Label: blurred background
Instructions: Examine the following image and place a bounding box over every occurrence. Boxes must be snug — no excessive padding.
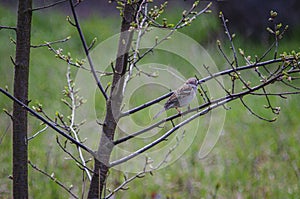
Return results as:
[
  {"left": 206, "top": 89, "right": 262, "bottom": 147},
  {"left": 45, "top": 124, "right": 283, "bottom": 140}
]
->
[{"left": 0, "top": 0, "right": 300, "bottom": 198}]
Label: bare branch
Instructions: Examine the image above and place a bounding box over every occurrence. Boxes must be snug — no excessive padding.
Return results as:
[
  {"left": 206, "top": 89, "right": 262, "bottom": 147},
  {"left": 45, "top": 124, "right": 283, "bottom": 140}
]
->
[
  {"left": 111, "top": 65, "right": 300, "bottom": 166},
  {"left": 68, "top": 0, "right": 108, "bottom": 100},
  {"left": 30, "top": 0, "right": 68, "bottom": 11},
  {"left": 120, "top": 57, "right": 296, "bottom": 117},
  {"left": 203, "top": 64, "right": 231, "bottom": 95},
  {"left": 28, "top": 160, "right": 78, "bottom": 199},
  {"left": 123, "top": 0, "right": 149, "bottom": 93},
  {"left": 250, "top": 91, "right": 300, "bottom": 97},
  {"left": 0, "top": 87, "right": 95, "bottom": 156},
  {"left": 219, "top": 12, "right": 239, "bottom": 68},
  {"left": 56, "top": 136, "right": 93, "bottom": 174},
  {"left": 110, "top": 97, "right": 230, "bottom": 167},
  {"left": 219, "top": 12, "right": 251, "bottom": 91},
  {"left": 66, "top": 65, "right": 92, "bottom": 180},
  {"left": 120, "top": 92, "right": 173, "bottom": 117},
  {"left": 106, "top": 131, "right": 186, "bottom": 198},
  {"left": 28, "top": 125, "right": 48, "bottom": 141},
  {"left": 239, "top": 97, "right": 276, "bottom": 122},
  {"left": 0, "top": 119, "right": 11, "bottom": 145},
  {"left": 0, "top": 25, "right": 16, "bottom": 31},
  {"left": 133, "top": 2, "right": 212, "bottom": 66},
  {"left": 87, "top": 37, "right": 97, "bottom": 51},
  {"left": 176, "top": 2, "right": 212, "bottom": 29},
  {"left": 30, "top": 36, "right": 71, "bottom": 48}
]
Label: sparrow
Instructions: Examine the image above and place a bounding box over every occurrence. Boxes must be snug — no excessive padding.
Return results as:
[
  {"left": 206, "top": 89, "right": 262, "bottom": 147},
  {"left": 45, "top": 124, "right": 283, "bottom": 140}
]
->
[{"left": 153, "top": 77, "right": 198, "bottom": 119}]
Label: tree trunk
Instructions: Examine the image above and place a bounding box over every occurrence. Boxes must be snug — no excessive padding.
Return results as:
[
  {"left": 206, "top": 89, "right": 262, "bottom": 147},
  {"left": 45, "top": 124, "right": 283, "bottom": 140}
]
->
[
  {"left": 87, "top": 3, "right": 137, "bottom": 198},
  {"left": 13, "top": 0, "right": 32, "bottom": 198}
]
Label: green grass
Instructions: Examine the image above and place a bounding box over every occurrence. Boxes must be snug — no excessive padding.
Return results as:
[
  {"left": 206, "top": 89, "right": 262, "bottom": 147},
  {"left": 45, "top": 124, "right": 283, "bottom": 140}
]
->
[{"left": 1, "top": 4, "right": 300, "bottom": 199}]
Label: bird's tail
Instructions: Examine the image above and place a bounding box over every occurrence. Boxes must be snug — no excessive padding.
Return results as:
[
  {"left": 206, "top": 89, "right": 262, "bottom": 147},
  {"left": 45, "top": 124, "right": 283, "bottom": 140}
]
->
[{"left": 153, "top": 108, "right": 165, "bottom": 120}]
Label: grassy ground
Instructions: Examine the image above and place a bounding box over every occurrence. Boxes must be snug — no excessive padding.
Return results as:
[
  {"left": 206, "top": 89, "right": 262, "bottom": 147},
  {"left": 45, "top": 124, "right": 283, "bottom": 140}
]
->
[{"left": 0, "top": 4, "right": 300, "bottom": 199}]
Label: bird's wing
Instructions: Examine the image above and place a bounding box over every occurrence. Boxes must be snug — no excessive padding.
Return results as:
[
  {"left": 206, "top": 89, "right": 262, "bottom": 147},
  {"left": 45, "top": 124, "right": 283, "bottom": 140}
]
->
[{"left": 164, "top": 92, "right": 180, "bottom": 109}]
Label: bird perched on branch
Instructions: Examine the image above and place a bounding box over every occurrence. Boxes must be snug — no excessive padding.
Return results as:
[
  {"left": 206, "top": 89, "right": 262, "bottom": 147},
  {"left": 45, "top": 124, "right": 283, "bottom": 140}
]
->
[{"left": 153, "top": 77, "right": 199, "bottom": 119}]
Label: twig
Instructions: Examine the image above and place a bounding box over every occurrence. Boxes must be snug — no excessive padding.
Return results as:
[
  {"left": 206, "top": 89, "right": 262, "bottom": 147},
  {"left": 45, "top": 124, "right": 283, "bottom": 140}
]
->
[
  {"left": 239, "top": 97, "right": 276, "bottom": 122},
  {"left": 110, "top": 97, "right": 230, "bottom": 167},
  {"left": 68, "top": 0, "right": 108, "bottom": 100},
  {"left": 47, "top": 43, "right": 113, "bottom": 76},
  {"left": 261, "top": 87, "right": 280, "bottom": 114},
  {"left": 203, "top": 64, "right": 231, "bottom": 95},
  {"left": 30, "top": 36, "right": 71, "bottom": 48},
  {"left": 28, "top": 125, "right": 48, "bottom": 141},
  {"left": 176, "top": 2, "right": 212, "bottom": 29},
  {"left": 219, "top": 12, "right": 239, "bottom": 68},
  {"left": 11, "top": 36, "right": 100, "bottom": 74},
  {"left": 0, "top": 87, "right": 95, "bottom": 155},
  {"left": 281, "top": 80, "right": 300, "bottom": 91},
  {"left": 199, "top": 85, "right": 210, "bottom": 103},
  {"left": 219, "top": 12, "right": 251, "bottom": 90},
  {"left": 87, "top": 37, "right": 97, "bottom": 51},
  {"left": 273, "top": 23, "right": 279, "bottom": 59},
  {"left": 30, "top": 0, "right": 68, "bottom": 11},
  {"left": 120, "top": 92, "right": 173, "bottom": 117},
  {"left": 133, "top": 2, "right": 212, "bottom": 66},
  {"left": 120, "top": 58, "right": 295, "bottom": 117},
  {"left": 56, "top": 136, "right": 93, "bottom": 173},
  {"left": 106, "top": 131, "right": 186, "bottom": 199},
  {"left": 66, "top": 65, "right": 92, "bottom": 180},
  {"left": 250, "top": 91, "right": 300, "bottom": 97},
  {"left": 28, "top": 160, "right": 78, "bottom": 199},
  {"left": 123, "top": 0, "right": 149, "bottom": 94},
  {"left": 0, "top": 25, "right": 16, "bottom": 31},
  {"left": 111, "top": 67, "right": 300, "bottom": 165},
  {"left": 0, "top": 121, "right": 11, "bottom": 145},
  {"left": 257, "top": 42, "right": 275, "bottom": 63}
]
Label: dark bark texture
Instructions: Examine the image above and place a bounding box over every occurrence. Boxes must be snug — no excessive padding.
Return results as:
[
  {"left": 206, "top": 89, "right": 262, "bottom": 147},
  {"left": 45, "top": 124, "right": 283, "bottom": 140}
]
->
[
  {"left": 87, "top": 3, "right": 138, "bottom": 199},
  {"left": 13, "top": 0, "right": 32, "bottom": 198}
]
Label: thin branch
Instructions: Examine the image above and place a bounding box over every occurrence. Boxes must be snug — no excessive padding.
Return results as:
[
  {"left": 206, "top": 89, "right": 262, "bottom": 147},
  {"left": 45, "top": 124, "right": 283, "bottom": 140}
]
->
[
  {"left": 68, "top": 0, "right": 108, "bottom": 100},
  {"left": 176, "top": 2, "right": 212, "bottom": 29},
  {"left": 66, "top": 65, "right": 92, "bottom": 180},
  {"left": 30, "top": 0, "right": 68, "bottom": 11},
  {"left": 257, "top": 42, "right": 275, "bottom": 62},
  {"left": 203, "top": 64, "right": 231, "bottom": 95},
  {"left": 281, "top": 80, "right": 300, "bottom": 91},
  {"left": 250, "top": 91, "right": 300, "bottom": 97},
  {"left": 110, "top": 97, "right": 230, "bottom": 167},
  {"left": 0, "top": 87, "right": 95, "bottom": 155},
  {"left": 0, "top": 120, "right": 11, "bottom": 145},
  {"left": 198, "top": 82, "right": 210, "bottom": 103},
  {"left": 0, "top": 25, "right": 16, "bottom": 31},
  {"left": 56, "top": 136, "right": 93, "bottom": 173},
  {"left": 28, "top": 125, "right": 48, "bottom": 141},
  {"left": 261, "top": 87, "right": 280, "bottom": 114},
  {"left": 120, "top": 58, "right": 295, "bottom": 117},
  {"left": 30, "top": 36, "right": 71, "bottom": 48},
  {"left": 123, "top": 0, "right": 149, "bottom": 94},
  {"left": 11, "top": 37, "right": 107, "bottom": 75},
  {"left": 273, "top": 23, "right": 279, "bottom": 59},
  {"left": 120, "top": 92, "right": 173, "bottom": 117},
  {"left": 219, "top": 12, "right": 250, "bottom": 90},
  {"left": 111, "top": 67, "right": 300, "bottom": 165},
  {"left": 28, "top": 160, "right": 78, "bottom": 199},
  {"left": 46, "top": 43, "right": 113, "bottom": 76},
  {"left": 133, "top": 2, "right": 212, "bottom": 66},
  {"left": 239, "top": 97, "right": 276, "bottom": 122},
  {"left": 87, "top": 37, "right": 97, "bottom": 51},
  {"left": 106, "top": 131, "right": 186, "bottom": 199},
  {"left": 219, "top": 12, "right": 239, "bottom": 68}
]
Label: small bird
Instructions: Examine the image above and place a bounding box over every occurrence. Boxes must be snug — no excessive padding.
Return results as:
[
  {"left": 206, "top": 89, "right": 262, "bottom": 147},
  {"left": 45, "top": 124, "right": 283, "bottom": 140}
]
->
[{"left": 153, "top": 77, "right": 198, "bottom": 119}]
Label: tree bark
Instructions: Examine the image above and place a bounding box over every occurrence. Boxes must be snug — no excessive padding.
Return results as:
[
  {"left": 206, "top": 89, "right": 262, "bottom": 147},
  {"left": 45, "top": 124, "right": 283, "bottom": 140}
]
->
[
  {"left": 13, "top": 0, "right": 32, "bottom": 198},
  {"left": 87, "top": 3, "right": 137, "bottom": 198}
]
